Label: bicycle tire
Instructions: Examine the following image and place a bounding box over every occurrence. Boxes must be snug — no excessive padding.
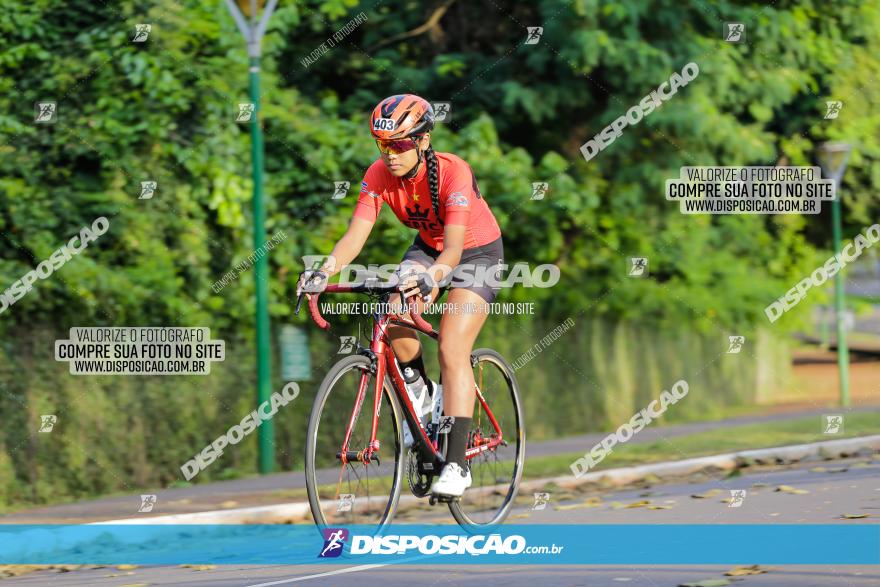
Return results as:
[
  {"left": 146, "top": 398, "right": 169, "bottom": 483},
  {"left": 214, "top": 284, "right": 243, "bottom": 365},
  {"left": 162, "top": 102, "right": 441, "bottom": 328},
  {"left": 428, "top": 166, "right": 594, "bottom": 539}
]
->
[
  {"left": 448, "top": 347, "right": 525, "bottom": 527},
  {"left": 305, "top": 354, "right": 405, "bottom": 529}
]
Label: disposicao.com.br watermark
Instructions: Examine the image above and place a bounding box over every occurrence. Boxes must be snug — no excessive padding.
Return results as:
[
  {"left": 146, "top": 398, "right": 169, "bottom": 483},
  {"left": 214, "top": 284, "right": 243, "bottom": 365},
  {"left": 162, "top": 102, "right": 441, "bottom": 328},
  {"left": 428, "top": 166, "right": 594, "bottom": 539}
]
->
[
  {"left": 319, "top": 528, "right": 563, "bottom": 559},
  {"left": 765, "top": 223, "right": 879, "bottom": 323},
  {"left": 570, "top": 379, "right": 689, "bottom": 477},
  {"left": 0, "top": 216, "right": 110, "bottom": 316},
  {"left": 181, "top": 382, "right": 300, "bottom": 480}
]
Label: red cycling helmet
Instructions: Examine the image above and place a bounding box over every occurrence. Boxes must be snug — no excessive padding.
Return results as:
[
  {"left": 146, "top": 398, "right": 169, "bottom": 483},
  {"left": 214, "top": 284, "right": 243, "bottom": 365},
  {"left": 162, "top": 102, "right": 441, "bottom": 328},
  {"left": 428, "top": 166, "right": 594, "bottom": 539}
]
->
[{"left": 370, "top": 94, "right": 435, "bottom": 140}]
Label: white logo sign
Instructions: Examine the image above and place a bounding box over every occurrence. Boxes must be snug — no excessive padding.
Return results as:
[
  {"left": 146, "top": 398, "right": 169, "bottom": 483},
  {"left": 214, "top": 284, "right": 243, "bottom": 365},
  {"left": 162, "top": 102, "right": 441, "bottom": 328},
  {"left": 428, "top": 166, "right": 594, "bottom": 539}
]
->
[
  {"left": 432, "top": 102, "right": 451, "bottom": 122},
  {"left": 139, "top": 181, "right": 157, "bottom": 200},
  {"left": 236, "top": 103, "right": 255, "bottom": 122},
  {"left": 132, "top": 24, "right": 152, "bottom": 42},
  {"left": 628, "top": 257, "right": 648, "bottom": 277},
  {"left": 332, "top": 182, "right": 350, "bottom": 200},
  {"left": 724, "top": 23, "right": 745, "bottom": 42},
  {"left": 337, "top": 493, "right": 355, "bottom": 513},
  {"left": 824, "top": 101, "right": 843, "bottom": 119},
  {"left": 525, "top": 27, "right": 544, "bottom": 44},
  {"left": 138, "top": 494, "right": 157, "bottom": 512},
  {"left": 531, "top": 492, "right": 550, "bottom": 510},
  {"left": 438, "top": 415, "right": 455, "bottom": 434},
  {"left": 39, "top": 415, "right": 58, "bottom": 433},
  {"left": 337, "top": 336, "right": 357, "bottom": 354},
  {"left": 728, "top": 489, "right": 747, "bottom": 508},
  {"left": 823, "top": 414, "right": 844, "bottom": 434},
  {"left": 727, "top": 335, "right": 745, "bottom": 354},
  {"left": 35, "top": 102, "right": 57, "bottom": 123},
  {"left": 531, "top": 182, "right": 549, "bottom": 201}
]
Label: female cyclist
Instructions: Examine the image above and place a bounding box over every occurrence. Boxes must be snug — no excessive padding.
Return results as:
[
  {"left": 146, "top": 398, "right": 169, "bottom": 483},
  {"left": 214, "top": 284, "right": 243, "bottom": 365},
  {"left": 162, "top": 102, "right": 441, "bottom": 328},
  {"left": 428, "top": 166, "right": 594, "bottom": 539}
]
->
[{"left": 297, "top": 94, "right": 504, "bottom": 498}]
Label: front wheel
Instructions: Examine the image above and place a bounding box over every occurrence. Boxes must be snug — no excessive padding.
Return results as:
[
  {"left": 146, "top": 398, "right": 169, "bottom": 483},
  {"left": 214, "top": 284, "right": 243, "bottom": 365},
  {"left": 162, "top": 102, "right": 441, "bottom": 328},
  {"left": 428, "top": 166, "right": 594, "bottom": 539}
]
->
[
  {"left": 448, "top": 348, "right": 525, "bottom": 527},
  {"left": 305, "top": 354, "right": 405, "bottom": 529}
]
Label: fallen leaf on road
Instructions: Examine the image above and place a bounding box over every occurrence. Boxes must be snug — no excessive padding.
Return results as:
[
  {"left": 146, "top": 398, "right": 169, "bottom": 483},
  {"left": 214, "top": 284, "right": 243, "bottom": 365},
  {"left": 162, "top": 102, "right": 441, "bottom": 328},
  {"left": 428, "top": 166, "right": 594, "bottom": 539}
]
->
[
  {"left": 511, "top": 513, "right": 531, "bottom": 518},
  {"left": 751, "top": 482, "right": 768, "bottom": 488},
  {"left": 840, "top": 513, "right": 870, "bottom": 519},
  {"left": 809, "top": 467, "right": 827, "bottom": 473},
  {"left": 725, "top": 565, "right": 768, "bottom": 576},
  {"left": 180, "top": 564, "right": 216, "bottom": 571},
  {"left": 116, "top": 565, "right": 139, "bottom": 570},
  {"left": 678, "top": 579, "right": 731, "bottom": 587},
  {"left": 647, "top": 505, "right": 672, "bottom": 510},
  {"left": 624, "top": 500, "right": 652, "bottom": 509},
  {"left": 690, "top": 489, "right": 721, "bottom": 499},
  {"left": 827, "top": 467, "right": 849, "bottom": 473},
  {"left": 555, "top": 503, "right": 595, "bottom": 511},
  {"left": 609, "top": 501, "right": 625, "bottom": 509},
  {"left": 775, "top": 485, "right": 809, "bottom": 495},
  {"left": 119, "top": 583, "right": 150, "bottom": 587},
  {"left": 220, "top": 501, "right": 239, "bottom": 508}
]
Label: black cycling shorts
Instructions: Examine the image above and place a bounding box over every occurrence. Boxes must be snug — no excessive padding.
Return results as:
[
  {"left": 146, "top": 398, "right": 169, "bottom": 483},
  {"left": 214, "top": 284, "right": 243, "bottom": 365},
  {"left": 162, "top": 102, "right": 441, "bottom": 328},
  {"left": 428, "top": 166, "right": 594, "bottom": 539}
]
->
[{"left": 399, "top": 234, "right": 505, "bottom": 303}]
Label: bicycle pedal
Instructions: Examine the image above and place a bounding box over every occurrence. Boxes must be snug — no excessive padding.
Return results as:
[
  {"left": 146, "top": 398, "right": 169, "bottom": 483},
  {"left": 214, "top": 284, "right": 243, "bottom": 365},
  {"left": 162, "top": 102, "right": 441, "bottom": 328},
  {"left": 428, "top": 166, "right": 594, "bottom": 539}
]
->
[{"left": 429, "top": 492, "right": 459, "bottom": 505}]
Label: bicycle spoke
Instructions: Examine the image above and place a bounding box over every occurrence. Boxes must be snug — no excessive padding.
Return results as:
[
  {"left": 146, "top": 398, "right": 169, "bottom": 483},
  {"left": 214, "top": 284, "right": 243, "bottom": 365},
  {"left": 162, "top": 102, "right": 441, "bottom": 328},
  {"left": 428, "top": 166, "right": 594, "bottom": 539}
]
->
[
  {"left": 306, "top": 355, "right": 403, "bottom": 528},
  {"left": 449, "top": 350, "right": 523, "bottom": 526}
]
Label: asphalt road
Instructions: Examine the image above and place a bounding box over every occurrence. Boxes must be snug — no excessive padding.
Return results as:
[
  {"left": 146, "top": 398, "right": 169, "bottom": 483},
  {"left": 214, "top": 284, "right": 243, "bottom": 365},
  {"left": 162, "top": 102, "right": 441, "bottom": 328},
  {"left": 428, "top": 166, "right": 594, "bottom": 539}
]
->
[
  {"left": 6, "top": 456, "right": 877, "bottom": 586},
  {"left": 6, "top": 406, "right": 878, "bottom": 524}
]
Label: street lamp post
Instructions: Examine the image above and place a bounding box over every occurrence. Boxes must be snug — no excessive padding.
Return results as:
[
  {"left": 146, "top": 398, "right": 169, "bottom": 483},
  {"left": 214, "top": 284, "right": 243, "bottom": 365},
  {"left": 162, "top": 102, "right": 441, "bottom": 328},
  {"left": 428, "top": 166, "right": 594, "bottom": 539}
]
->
[
  {"left": 226, "top": 0, "right": 279, "bottom": 474},
  {"left": 816, "top": 142, "right": 852, "bottom": 408}
]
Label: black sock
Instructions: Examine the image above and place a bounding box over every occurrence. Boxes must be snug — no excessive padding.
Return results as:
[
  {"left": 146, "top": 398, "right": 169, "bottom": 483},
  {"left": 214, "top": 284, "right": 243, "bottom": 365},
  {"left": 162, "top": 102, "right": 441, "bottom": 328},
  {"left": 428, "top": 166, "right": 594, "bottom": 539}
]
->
[
  {"left": 445, "top": 416, "right": 472, "bottom": 470},
  {"left": 400, "top": 353, "right": 431, "bottom": 394}
]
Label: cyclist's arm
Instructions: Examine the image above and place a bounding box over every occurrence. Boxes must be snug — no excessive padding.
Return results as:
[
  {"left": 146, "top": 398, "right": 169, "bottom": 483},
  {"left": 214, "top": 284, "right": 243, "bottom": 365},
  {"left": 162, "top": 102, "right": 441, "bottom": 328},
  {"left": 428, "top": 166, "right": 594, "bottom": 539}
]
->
[
  {"left": 430, "top": 224, "right": 465, "bottom": 285},
  {"left": 320, "top": 164, "right": 385, "bottom": 277},
  {"left": 320, "top": 216, "right": 375, "bottom": 277}
]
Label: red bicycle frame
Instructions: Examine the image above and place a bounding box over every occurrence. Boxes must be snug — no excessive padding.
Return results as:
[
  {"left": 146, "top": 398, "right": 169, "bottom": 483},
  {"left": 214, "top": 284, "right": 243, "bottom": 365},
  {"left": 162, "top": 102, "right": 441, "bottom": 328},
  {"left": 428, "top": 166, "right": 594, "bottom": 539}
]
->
[{"left": 304, "top": 283, "right": 505, "bottom": 469}]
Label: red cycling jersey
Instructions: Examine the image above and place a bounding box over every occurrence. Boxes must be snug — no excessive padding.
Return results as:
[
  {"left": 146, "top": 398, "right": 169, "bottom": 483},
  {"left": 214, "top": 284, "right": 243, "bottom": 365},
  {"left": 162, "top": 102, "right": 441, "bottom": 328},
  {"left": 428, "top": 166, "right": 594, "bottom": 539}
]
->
[{"left": 353, "top": 152, "right": 502, "bottom": 251}]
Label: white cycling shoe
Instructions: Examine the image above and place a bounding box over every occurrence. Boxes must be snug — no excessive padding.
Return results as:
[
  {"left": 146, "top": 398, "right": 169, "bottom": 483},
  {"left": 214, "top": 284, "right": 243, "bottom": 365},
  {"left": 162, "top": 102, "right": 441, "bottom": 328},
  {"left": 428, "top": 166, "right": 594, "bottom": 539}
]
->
[{"left": 430, "top": 462, "right": 472, "bottom": 498}]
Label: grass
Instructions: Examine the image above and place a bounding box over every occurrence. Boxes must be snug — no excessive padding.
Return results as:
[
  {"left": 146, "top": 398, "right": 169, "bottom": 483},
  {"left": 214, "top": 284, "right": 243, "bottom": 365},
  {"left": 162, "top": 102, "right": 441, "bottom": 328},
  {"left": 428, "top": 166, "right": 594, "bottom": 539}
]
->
[
  {"left": 270, "top": 412, "right": 879, "bottom": 502},
  {"left": 522, "top": 412, "right": 879, "bottom": 479}
]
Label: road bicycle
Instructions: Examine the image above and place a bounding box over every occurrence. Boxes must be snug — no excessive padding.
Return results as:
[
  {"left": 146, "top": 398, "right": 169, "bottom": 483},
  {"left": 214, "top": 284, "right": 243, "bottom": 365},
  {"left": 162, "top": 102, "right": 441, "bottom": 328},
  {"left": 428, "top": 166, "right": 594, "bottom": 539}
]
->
[{"left": 296, "top": 274, "right": 524, "bottom": 529}]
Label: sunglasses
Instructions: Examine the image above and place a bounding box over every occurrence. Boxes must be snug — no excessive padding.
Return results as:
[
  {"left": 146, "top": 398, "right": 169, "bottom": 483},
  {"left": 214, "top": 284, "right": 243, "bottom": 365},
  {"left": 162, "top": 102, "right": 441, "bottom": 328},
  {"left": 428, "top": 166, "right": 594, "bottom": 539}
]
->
[{"left": 375, "top": 135, "right": 424, "bottom": 155}]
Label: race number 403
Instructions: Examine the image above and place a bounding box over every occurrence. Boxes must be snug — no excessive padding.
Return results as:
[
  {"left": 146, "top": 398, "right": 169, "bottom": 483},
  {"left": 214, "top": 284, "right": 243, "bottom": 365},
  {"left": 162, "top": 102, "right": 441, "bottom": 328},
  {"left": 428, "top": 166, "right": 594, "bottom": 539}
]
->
[{"left": 372, "top": 118, "right": 396, "bottom": 131}]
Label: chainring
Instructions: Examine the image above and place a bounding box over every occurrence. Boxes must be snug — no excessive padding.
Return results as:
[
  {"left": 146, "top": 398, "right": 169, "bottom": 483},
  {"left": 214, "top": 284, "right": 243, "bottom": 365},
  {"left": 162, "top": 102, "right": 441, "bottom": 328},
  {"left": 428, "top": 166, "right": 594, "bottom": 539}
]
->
[{"left": 406, "top": 449, "right": 434, "bottom": 497}]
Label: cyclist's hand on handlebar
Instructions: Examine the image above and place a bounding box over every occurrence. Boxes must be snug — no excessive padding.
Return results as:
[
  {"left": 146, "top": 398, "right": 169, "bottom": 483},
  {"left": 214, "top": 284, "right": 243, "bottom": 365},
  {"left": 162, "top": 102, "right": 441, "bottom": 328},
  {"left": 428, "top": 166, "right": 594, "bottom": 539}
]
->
[
  {"left": 296, "top": 269, "right": 328, "bottom": 299},
  {"left": 399, "top": 271, "right": 437, "bottom": 304}
]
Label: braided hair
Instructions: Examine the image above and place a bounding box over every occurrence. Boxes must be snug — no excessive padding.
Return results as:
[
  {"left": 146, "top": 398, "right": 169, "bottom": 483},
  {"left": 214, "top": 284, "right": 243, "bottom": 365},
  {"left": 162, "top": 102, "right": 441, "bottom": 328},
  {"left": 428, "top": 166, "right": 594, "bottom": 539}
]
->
[{"left": 424, "top": 146, "right": 442, "bottom": 225}]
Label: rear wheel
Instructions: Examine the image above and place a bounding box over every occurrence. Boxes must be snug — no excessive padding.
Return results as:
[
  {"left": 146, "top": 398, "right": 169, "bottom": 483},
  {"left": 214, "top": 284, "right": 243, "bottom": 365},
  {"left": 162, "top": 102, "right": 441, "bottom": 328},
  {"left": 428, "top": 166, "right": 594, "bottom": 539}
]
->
[
  {"left": 448, "top": 348, "right": 525, "bottom": 527},
  {"left": 305, "top": 354, "right": 405, "bottom": 529}
]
